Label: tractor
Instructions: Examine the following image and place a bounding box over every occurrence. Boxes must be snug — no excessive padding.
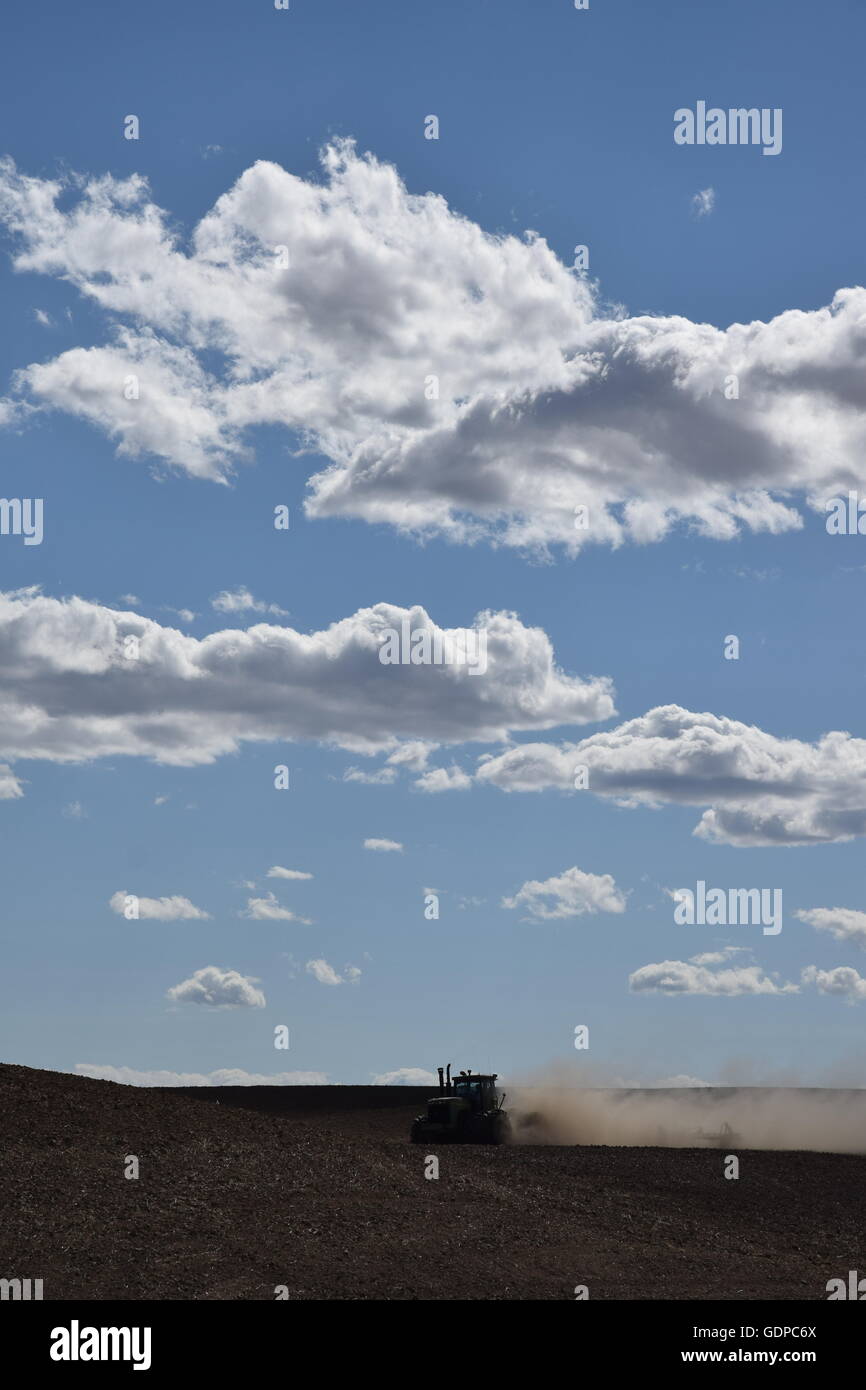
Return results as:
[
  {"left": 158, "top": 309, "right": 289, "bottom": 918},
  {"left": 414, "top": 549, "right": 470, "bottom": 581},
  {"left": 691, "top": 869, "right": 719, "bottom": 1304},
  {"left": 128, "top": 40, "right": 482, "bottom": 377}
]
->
[{"left": 410, "top": 1065, "right": 510, "bottom": 1145}]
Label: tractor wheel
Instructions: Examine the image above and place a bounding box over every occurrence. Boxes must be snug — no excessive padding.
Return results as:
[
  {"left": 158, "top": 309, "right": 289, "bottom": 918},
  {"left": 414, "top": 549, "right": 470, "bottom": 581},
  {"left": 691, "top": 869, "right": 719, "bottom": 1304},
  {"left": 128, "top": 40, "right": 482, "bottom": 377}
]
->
[{"left": 483, "top": 1112, "right": 509, "bottom": 1145}]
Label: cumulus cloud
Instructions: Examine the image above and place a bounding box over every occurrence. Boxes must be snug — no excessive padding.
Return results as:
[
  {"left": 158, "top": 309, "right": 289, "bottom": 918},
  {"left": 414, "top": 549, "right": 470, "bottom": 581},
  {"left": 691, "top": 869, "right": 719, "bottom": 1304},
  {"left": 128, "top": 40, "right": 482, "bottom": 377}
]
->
[
  {"left": 3, "top": 589, "right": 860, "bottom": 850},
  {"left": 0, "top": 591, "right": 612, "bottom": 791},
  {"left": 109, "top": 890, "right": 210, "bottom": 920},
  {"left": 802, "top": 964, "right": 866, "bottom": 1003},
  {"left": 344, "top": 742, "right": 437, "bottom": 785},
  {"left": 502, "top": 865, "right": 626, "bottom": 921},
  {"left": 372, "top": 1067, "right": 437, "bottom": 1086},
  {"left": 210, "top": 586, "right": 288, "bottom": 616},
  {"left": 414, "top": 764, "right": 472, "bottom": 793},
  {"left": 166, "top": 965, "right": 265, "bottom": 1007},
  {"left": 795, "top": 907, "right": 866, "bottom": 950},
  {"left": 306, "top": 959, "right": 342, "bottom": 986},
  {"left": 266, "top": 866, "right": 312, "bottom": 880},
  {"left": 384, "top": 742, "right": 436, "bottom": 773},
  {"left": 74, "top": 1064, "right": 328, "bottom": 1086},
  {"left": 305, "top": 958, "right": 360, "bottom": 986},
  {"left": 475, "top": 705, "right": 866, "bottom": 847},
  {"left": 241, "top": 892, "right": 312, "bottom": 924},
  {"left": 629, "top": 952, "right": 797, "bottom": 996},
  {"left": 364, "top": 837, "right": 403, "bottom": 852},
  {"left": 1, "top": 145, "right": 863, "bottom": 552}
]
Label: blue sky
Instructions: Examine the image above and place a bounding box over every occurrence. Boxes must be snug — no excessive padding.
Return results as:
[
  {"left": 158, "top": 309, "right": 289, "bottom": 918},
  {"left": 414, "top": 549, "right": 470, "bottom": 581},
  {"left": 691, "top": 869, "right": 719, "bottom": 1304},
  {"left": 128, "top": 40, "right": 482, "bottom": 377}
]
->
[{"left": 1, "top": 0, "right": 865, "bottom": 1088}]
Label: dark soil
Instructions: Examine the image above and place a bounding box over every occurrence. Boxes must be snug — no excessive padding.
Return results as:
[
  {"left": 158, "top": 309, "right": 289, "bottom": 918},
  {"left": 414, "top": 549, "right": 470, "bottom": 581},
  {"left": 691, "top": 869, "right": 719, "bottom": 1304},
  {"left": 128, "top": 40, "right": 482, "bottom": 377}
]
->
[{"left": 0, "top": 1063, "right": 861, "bottom": 1300}]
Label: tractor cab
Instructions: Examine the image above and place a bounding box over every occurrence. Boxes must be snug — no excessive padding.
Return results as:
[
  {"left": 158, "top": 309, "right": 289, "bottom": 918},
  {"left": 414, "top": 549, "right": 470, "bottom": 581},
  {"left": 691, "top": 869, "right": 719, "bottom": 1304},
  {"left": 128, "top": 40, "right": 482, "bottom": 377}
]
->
[{"left": 453, "top": 1072, "right": 500, "bottom": 1112}]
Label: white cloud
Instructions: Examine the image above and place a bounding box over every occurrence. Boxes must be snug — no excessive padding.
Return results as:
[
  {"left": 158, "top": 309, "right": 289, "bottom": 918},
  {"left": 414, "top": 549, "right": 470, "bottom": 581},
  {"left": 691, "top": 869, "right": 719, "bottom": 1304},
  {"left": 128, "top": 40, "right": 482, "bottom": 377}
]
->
[
  {"left": 343, "top": 765, "right": 397, "bottom": 785},
  {"left": 691, "top": 187, "right": 716, "bottom": 218},
  {"left": 474, "top": 705, "right": 866, "bottom": 847},
  {"left": 109, "top": 889, "right": 210, "bottom": 921},
  {"left": 305, "top": 957, "right": 360, "bottom": 986},
  {"left": 166, "top": 965, "right": 265, "bottom": 1007},
  {"left": 62, "top": 800, "right": 86, "bottom": 819},
  {"left": 502, "top": 865, "right": 626, "bottom": 921},
  {"left": 372, "top": 1067, "right": 437, "bottom": 1086},
  {"left": 0, "top": 397, "right": 33, "bottom": 428},
  {"left": 0, "top": 764, "right": 23, "bottom": 799},
  {"left": 795, "top": 907, "right": 866, "bottom": 950},
  {"left": 0, "top": 591, "right": 612, "bottom": 790},
  {"left": 74, "top": 1064, "right": 328, "bottom": 1086},
  {"left": 415, "top": 764, "right": 472, "bottom": 793},
  {"left": 241, "top": 891, "right": 312, "bottom": 924},
  {"left": 306, "top": 958, "right": 342, "bottom": 986},
  {"left": 267, "top": 866, "right": 312, "bottom": 880},
  {"left": 385, "top": 742, "right": 436, "bottom": 773},
  {"left": 10, "top": 329, "right": 239, "bottom": 480},
  {"left": 345, "top": 741, "right": 439, "bottom": 787},
  {"left": 689, "top": 947, "right": 749, "bottom": 966},
  {"left": 629, "top": 954, "right": 797, "bottom": 996},
  {"left": 802, "top": 964, "right": 866, "bottom": 1003},
  {"left": 1, "top": 145, "right": 863, "bottom": 553},
  {"left": 364, "top": 837, "right": 403, "bottom": 853},
  {"left": 211, "top": 586, "right": 288, "bottom": 616}
]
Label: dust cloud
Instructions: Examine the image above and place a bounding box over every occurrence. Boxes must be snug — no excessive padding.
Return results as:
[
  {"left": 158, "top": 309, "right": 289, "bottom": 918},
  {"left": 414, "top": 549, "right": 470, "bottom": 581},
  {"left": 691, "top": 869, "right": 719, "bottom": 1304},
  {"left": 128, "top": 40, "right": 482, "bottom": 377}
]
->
[{"left": 506, "top": 1066, "right": 866, "bottom": 1153}]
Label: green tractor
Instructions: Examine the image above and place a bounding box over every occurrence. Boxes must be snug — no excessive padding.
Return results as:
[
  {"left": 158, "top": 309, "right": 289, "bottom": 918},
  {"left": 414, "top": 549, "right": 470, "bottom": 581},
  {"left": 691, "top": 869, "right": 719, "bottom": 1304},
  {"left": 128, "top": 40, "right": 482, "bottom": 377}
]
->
[{"left": 410, "top": 1065, "right": 510, "bottom": 1145}]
